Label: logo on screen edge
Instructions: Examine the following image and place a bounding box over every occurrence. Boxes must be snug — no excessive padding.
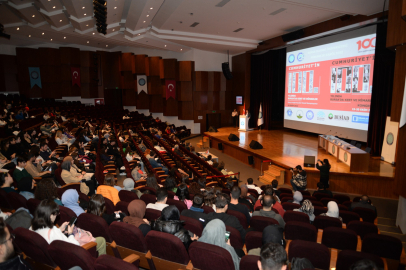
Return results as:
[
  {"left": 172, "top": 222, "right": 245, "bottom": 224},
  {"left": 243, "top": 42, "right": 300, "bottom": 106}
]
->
[
  {"left": 334, "top": 115, "right": 350, "bottom": 121},
  {"left": 306, "top": 110, "right": 314, "bottom": 120},
  {"left": 288, "top": 54, "right": 295, "bottom": 63},
  {"left": 328, "top": 113, "right": 333, "bottom": 120},
  {"left": 287, "top": 109, "right": 292, "bottom": 117},
  {"left": 296, "top": 110, "right": 303, "bottom": 119},
  {"left": 352, "top": 115, "right": 369, "bottom": 124},
  {"left": 317, "top": 111, "right": 325, "bottom": 121},
  {"left": 297, "top": 53, "right": 304, "bottom": 62}
]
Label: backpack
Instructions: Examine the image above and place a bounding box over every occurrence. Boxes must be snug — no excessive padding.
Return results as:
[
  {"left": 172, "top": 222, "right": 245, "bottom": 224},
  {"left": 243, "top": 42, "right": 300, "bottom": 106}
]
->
[{"left": 5, "top": 208, "right": 32, "bottom": 230}]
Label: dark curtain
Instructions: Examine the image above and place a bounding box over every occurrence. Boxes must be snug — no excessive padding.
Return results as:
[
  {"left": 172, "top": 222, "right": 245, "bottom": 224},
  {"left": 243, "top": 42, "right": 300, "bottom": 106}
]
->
[
  {"left": 367, "top": 22, "right": 395, "bottom": 155},
  {"left": 250, "top": 49, "right": 286, "bottom": 130}
]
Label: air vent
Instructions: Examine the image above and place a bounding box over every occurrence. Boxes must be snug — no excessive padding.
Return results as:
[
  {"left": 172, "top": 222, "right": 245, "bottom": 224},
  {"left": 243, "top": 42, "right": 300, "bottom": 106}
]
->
[
  {"left": 269, "top": 8, "right": 286, "bottom": 16},
  {"left": 190, "top": 22, "right": 199, "bottom": 27},
  {"left": 233, "top": 28, "right": 244, "bottom": 32},
  {"left": 216, "top": 0, "right": 231, "bottom": 7},
  {"left": 284, "top": 26, "right": 303, "bottom": 32}
]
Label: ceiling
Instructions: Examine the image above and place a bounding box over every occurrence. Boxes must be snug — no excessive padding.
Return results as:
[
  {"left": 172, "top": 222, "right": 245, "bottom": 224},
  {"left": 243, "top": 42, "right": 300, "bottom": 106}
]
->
[{"left": 0, "top": 0, "right": 388, "bottom": 55}]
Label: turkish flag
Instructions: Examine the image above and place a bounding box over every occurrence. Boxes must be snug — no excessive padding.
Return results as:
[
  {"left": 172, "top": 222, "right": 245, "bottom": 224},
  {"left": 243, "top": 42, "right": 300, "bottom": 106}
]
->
[
  {"left": 71, "top": 67, "right": 81, "bottom": 87},
  {"left": 165, "top": 80, "right": 176, "bottom": 100}
]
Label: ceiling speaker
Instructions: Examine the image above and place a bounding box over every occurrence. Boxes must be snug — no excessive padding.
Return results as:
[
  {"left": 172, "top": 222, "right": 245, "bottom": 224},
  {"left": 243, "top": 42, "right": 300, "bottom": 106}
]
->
[
  {"left": 281, "top": 29, "right": 305, "bottom": 43},
  {"left": 222, "top": 62, "right": 233, "bottom": 80}
]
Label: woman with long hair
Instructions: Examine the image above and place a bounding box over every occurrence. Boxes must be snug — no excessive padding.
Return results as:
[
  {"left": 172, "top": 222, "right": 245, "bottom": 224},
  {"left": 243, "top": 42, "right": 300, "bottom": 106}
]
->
[
  {"left": 316, "top": 158, "right": 331, "bottom": 188},
  {"left": 174, "top": 183, "right": 192, "bottom": 209},
  {"left": 146, "top": 174, "right": 160, "bottom": 190},
  {"left": 164, "top": 176, "right": 178, "bottom": 193},
  {"left": 96, "top": 174, "right": 120, "bottom": 205},
  {"left": 35, "top": 178, "right": 63, "bottom": 206},
  {"left": 88, "top": 194, "right": 125, "bottom": 225}
]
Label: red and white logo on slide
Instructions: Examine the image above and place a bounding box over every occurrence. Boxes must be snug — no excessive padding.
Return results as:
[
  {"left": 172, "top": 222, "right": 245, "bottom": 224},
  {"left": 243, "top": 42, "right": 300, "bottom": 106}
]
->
[{"left": 356, "top": 38, "right": 376, "bottom": 50}]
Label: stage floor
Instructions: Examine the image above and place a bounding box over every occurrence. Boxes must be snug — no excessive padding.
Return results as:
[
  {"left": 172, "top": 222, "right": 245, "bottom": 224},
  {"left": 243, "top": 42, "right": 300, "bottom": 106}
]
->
[{"left": 204, "top": 127, "right": 395, "bottom": 178}]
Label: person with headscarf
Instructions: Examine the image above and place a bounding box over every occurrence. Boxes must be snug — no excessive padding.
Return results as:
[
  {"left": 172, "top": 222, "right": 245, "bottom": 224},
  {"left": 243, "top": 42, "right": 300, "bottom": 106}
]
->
[
  {"left": 293, "top": 199, "right": 315, "bottom": 222},
  {"left": 123, "top": 178, "right": 143, "bottom": 198},
  {"left": 123, "top": 200, "right": 151, "bottom": 236},
  {"left": 198, "top": 219, "right": 241, "bottom": 270},
  {"left": 248, "top": 224, "right": 286, "bottom": 256},
  {"left": 18, "top": 177, "right": 35, "bottom": 200},
  {"left": 61, "top": 189, "right": 85, "bottom": 217},
  {"left": 291, "top": 191, "right": 303, "bottom": 205},
  {"left": 150, "top": 205, "right": 197, "bottom": 250},
  {"left": 320, "top": 201, "right": 342, "bottom": 222}
]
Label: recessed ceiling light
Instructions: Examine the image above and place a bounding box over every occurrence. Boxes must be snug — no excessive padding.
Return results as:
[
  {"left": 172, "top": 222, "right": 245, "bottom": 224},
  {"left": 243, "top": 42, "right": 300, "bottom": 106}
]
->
[
  {"left": 42, "top": 32, "right": 45, "bottom": 35},
  {"left": 32, "top": 15, "right": 35, "bottom": 17},
  {"left": 180, "top": 49, "right": 183, "bottom": 51},
  {"left": 86, "top": 24, "right": 88, "bottom": 26},
  {"left": 28, "top": 35, "right": 31, "bottom": 37},
  {"left": 146, "top": 15, "right": 149, "bottom": 17},
  {"left": 53, "top": 6, "right": 55, "bottom": 9},
  {"left": 93, "top": 32, "right": 95, "bottom": 35},
  {"left": 59, "top": 19, "right": 62, "bottom": 22},
  {"left": 50, "top": 39, "right": 53, "bottom": 41},
  {"left": 82, "top": 7, "right": 85, "bottom": 9},
  {"left": 164, "top": 45, "right": 167, "bottom": 47},
  {"left": 87, "top": 41, "right": 89, "bottom": 43},
  {"left": 138, "top": 34, "right": 140, "bottom": 36},
  {"left": 106, "top": 45, "right": 108, "bottom": 47},
  {"left": 64, "top": 37, "right": 66, "bottom": 39},
  {"left": 143, "top": 21, "right": 146, "bottom": 23},
  {"left": 150, "top": 7, "right": 153, "bottom": 9},
  {"left": 17, "top": 27, "right": 19, "bottom": 30},
  {"left": 84, "top": 13, "right": 86, "bottom": 16},
  {"left": 112, "top": 29, "right": 115, "bottom": 31},
  {"left": 114, "top": 7, "right": 117, "bottom": 9}
]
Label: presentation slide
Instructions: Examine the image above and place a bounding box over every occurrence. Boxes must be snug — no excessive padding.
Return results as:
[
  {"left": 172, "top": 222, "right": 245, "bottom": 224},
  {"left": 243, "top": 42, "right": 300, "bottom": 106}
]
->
[{"left": 284, "top": 26, "right": 376, "bottom": 141}]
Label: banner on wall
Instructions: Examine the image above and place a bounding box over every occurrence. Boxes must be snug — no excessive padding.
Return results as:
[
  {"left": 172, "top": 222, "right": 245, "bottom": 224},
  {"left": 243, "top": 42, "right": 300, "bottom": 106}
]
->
[
  {"left": 165, "top": 80, "right": 176, "bottom": 100},
  {"left": 71, "top": 67, "right": 81, "bottom": 87},
  {"left": 28, "top": 67, "right": 42, "bottom": 88},
  {"left": 137, "top": 75, "right": 147, "bottom": 94}
]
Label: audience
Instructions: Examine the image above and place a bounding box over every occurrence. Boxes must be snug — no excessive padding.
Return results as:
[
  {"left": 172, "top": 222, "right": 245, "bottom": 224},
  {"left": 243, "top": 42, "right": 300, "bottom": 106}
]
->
[
  {"left": 239, "top": 185, "right": 255, "bottom": 212},
  {"left": 146, "top": 174, "right": 161, "bottom": 191},
  {"left": 146, "top": 188, "right": 169, "bottom": 211},
  {"left": 292, "top": 191, "right": 303, "bottom": 205},
  {"left": 313, "top": 182, "right": 333, "bottom": 198},
  {"left": 293, "top": 199, "right": 315, "bottom": 222},
  {"left": 174, "top": 184, "right": 192, "bottom": 209},
  {"left": 148, "top": 150, "right": 168, "bottom": 174},
  {"left": 248, "top": 225, "right": 285, "bottom": 256},
  {"left": 123, "top": 200, "right": 151, "bottom": 236},
  {"left": 150, "top": 205, "right": 196, "bottom": 250},
  {"left": 258, "top": 242, "right": 287, "bottom": 270},
  {"left": 198, "top": 219, "right": 241, "bottom": 270},
  {"left": 0, "top": 172, "right": 17, "bottom": 194},
  {"left": 188, "top": 182, "right": 201, "bottom": 195},
  {"left": 13, "top": 157, "right": 32, "bottom": 183},
  {"left": 206, "top": 193, "right": 246, "bottom": 242},
  {"left": 350, "top": 259, "right": 379, "bottom": 270},
  {"left": 0, "top": 217, "right": 30, "bottom": 269},
  {"left": 18, "top": 177, "right": 35, "bottom": 200},
  {"left": 88, "top": 194, "right": 125, "bottom": 225},
  {"left": 271, "top": 179, "right": 281, "bottom": 199},
  {"left": 350, "top": 195, "right": 377, "bottom": 213},
  {"left": 228, "top": 186, "right": 251, "bottom": 224},
  {"left": 35, "top": 178, "right": 63, "bottom": 206},
  {"left": 61, "top": 156, "right": 93, "bottom": 195},
  {"left": 164, "top": 176, "right": 178, "bottom": 193},
  {"left": 96, "top": 174, "right": 120, "bottom": 205},
  {"left": 252, "top": 194, "right": 285, "bottom": 228},
  {"left": 181, "top": 194, "right": 207, "bottom": 224},
  {"left": 320, "top": 201, "right": 342, "bottom": 222},
  {"left": 61, "top": 189, "right": 85, "bottom": 216},
  {"left": 131, "top": 163, "right": 146, "bottom": 181},
  {"left": 246, "top": 178, "right": 262, "bottom": 194}
]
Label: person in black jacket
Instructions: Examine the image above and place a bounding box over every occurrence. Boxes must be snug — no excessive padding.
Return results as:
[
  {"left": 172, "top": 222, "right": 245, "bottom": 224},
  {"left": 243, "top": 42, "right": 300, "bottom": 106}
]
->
[
  {"left": 350, "top": 195, "right": 377, "bottom": 214},
  {"left": 150, "top": 205, "right": 198, "bottom": 250},
  {"left": 87, "top": 194, "right": 126, "bottom": 225},
  {"left": 206, "top": 193, "right": 247, "bottom": 242},
  {"left": 228, "top": 186, "right": 251, "bottom": 225},
  {"left": 316, "top": 159, "right": 331, "bottom": 188},
  {"left": 181, "top": 194, "right": 208, "bottom": 225}
]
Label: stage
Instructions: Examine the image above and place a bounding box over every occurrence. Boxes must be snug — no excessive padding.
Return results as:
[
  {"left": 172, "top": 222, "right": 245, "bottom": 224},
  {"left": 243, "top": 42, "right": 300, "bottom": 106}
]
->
[{"left": 204, "top": 127, "right": 396, "bottom": 199}]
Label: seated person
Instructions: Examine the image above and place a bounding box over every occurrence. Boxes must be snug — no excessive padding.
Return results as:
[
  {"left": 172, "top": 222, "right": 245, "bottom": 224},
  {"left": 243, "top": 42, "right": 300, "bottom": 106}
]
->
[
  {"left": 271, "top": 179, "right": 281, "bottom": 199},
  {"left": 146, "top": 188, "right": 169, "bottom": 211},
  {"left": 291, "top": 191, "right": 303, "bottom": 205},
  {"left": 350, "top": 195, "right": 377, "bottom": 213},
  {"left": 39, "top": 143, "right": 59, "bottom": 162},
  {"left": 18, "top": 177, "right": 35, "bottom": 200},
  {"left": 146, "top": 174, "right": 162, "bottom": 190},
  {"left": 174, "top": 184, "right": 192, "bottom": 209},
  {"left": 248, "top": 225, "right": 286, "bottom": 256},
  {"left": 13, "top": 157, "right": 33, "bottom": 183},
  {"left": 290, "top": 165, "right": 307, "bottom": 191},
  {"left": 0, "top": 172, "right": 17, "bottom": 194},
  {"left": 228, "top": 186, "right": 251, "bottom": 225},
  {"left": 246, "top": 178, "right": 262, "bottom": 194},
  {"left": 181, "top": 194, "right": 208, "bottom": 225},
  {"left": 254, "top": 187, "right": 285, "bottom": 217},
  {"left": 312, "top": 182, "right": 333, "bottom": 198},
  {"left": 123, "top": 200, "right": 151, "bottom": 236},
  {"left": 257, "top": 242, "right": 287, "bottom": 270},
  {"left": 206, "top": 193, "right": 246, "bottom": 242},
  {"left": 25, "top": 152, "right": 54, "bottom": 179},
  {"left": 174, "top": 145, "right": 183, "bottom": 157},
  {"left": 239, "top": 185, "right": 255, "bottom": 212},
  {"left": 148, "top": 150, "right": 168, "bottom": 174},
  {"left": 164, "top": 176, "right": 178, "bottom": 193},
  {"left": 252, "top": 195, "right": 285, "bottom": 228},
  {"left": 61, "top": 189, "right": 85, "bottom": 216},
  {"left": 150, "top": 205, "right": 197, "bottom": 250},
  {"left": 320, "top": 201, "right": 342, "bottom": 222},
  {"left": 35, "top": 178, "right": 63, "bottom": 206},
  {"left": 293, "top": 199, "right": 315, "bottom": 222},
  {"left": 131, "top": 163, "right": 146, "bottom": 181},
  {"left": 88, "top": 194, "right": 126, "bottom": 225},
  {"left": 61, "top": 156, "right": 94, "bottom": 195},
  {"left": 96, "top": 174, "right": 120, "bottom": 205}
]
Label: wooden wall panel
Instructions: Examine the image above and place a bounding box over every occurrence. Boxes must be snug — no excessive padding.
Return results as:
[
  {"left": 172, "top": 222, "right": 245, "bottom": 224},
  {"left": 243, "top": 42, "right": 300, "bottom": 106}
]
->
[
  {"left": 149, "top": 95, "right": 164, "bottom": 113},
  {"left": 103, "top": 52, "right": 121, "bottom": 89},
  {"left": 121, "top": 53, "right": 133, "bottom": 71},
  {"left": 81, "top": 67, "right": 90, "bottom": 84},
  {"left": 164, "top": 98, "right": 178, "bottom": 116},
  {"left": 159, "top": 59, "right": 177, "bottom": 79},
  {"left": 390, "top": 45, "right": 406, "bottom": 122},
  {"left": 402, "top": 0, "right": 406, "bottom": 20},
  {"left": 193, "top": 92, "right": 208, "bottom": 111},
  {"left": 178, "top": 61, "right": 194, "bottom": 81},
  {"left": 147, "top": 57, "right": 161, "bottom": 77},
  {"left": 41, "top": 66, "right": 61, "bottom": 83},
  {"left": 178, "top": 101, "right": 194, "bottom": 120},
  {"left": 212, "top": 91, "right": 220, "bottom": 111},
  {"left": 16, "top": 48, "right": 39, "bottom": 67},
  {"left": 39, "top": 48, "right": 60, "bottom": 66},
  {"left": 60, "top": 47, "right": 80, "bottom": 65},
  {"left": 387, "top": 0, "right": 406, "bottom": 48},
  {"left": 80, "top": 51, "right": 93, "bottom": 68},
  {"left": 208, "top": 72, "right": 221, "bottom": 91},
  {"left": 178, "top": 81, "right": 193, "bottom": 101},
  {"left": 136, "top": 91, "right": 149, "bottom": 109},
  {"left": 134, "top": 55, "right": 147, "bottom": 74},
  {"left": 195, "top": 71, "right": 208, "bottom": 92},
  {"left": 122, "top": 89, "right": 137, "bottom": 106},
  {"left": 147, "top": 76, "right": 161, "bottom": 95},
  {"left": 0, "top": 55, "right": 18, "bottom": 93},
  {"left": 220, "top": 73, "right": 227, "bottom": 91},
  {"left": 232, "top": 53, "right": 251, "bottom": 111},
  {"left": 121, "top": 71, "right": 135, "bottom": 89}
]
